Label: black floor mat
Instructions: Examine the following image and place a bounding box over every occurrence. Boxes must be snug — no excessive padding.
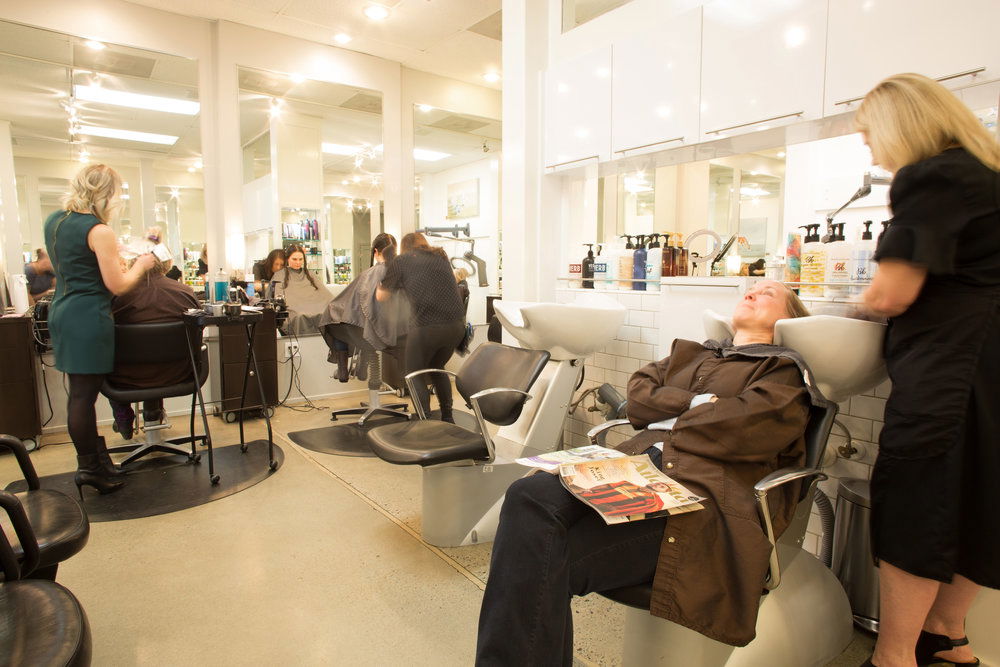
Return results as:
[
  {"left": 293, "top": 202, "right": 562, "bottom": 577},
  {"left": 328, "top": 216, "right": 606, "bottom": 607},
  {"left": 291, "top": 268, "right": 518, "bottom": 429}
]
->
[
  {"left": 288, "top": 410, "right": 479, "bottom": 458},
  {"left": 6, "top": 441, "right": 283, "bottom": 522}
]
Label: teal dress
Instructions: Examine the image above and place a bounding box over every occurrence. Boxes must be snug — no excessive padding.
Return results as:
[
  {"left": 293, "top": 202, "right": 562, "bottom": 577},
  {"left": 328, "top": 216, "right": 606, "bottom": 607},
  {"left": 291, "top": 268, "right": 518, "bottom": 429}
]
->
[{"left": 43, "top": 210, "right": 114, "bottom": 374}]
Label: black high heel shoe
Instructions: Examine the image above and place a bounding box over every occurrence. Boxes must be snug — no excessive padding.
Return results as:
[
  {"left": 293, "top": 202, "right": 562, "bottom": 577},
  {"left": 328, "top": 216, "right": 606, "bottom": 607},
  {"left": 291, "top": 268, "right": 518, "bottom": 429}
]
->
[
  {"left": 74, "top": 453, "right": 125, "bottom": 499},
  {"left": 916, "top": 630, "right": 980, "bottom": 666}
]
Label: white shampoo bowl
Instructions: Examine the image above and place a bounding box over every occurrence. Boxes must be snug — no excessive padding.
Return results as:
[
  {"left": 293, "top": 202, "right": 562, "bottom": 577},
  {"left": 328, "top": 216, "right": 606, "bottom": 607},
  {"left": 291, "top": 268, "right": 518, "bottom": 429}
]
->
[
  {"left": 702, "top": 311, "right": 887, "bottom": 403},
  {"left": 494, "top": 295, "right": 627, "bottom": 360}
]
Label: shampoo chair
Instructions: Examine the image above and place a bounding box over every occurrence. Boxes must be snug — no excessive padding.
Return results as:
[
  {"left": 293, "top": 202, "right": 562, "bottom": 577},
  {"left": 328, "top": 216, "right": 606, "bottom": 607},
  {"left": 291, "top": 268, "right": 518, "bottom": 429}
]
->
[{"left": 588, "top": 311, "right": 887, "bottom": 667}]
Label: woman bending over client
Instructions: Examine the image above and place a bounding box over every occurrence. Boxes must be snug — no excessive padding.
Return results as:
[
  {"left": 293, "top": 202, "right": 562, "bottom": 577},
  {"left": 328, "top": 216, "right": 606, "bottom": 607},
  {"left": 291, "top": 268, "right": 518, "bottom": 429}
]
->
[
  {"left": 856, "top": 73, "right": 1000, "bottom": 667},
  {"left": 376, "top": 232, "right": 465, "bottom": 422},
  {"left": 44, "top": 164, "right": 155, "bottom": 497},
  {"left": 319, "top": 233, "right": 406, "bottom": 382},
  {"left": 476, "top": 280, "right": 813, "bottom": 665}
]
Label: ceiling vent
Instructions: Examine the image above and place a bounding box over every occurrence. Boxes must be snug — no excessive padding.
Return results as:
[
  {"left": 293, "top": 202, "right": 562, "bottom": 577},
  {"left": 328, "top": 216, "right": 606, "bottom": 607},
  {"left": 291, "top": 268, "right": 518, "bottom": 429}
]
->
[
  {"left": 340, "top": 92, "right": 382, "bottom": 114},
  {"left": 468, "top": 11, "right": 502, "bottom": 41},
  {"left": 430, "top": 114, "right": 490, "bottom": 133},
  {"left": 72, "top": 45, "right": 156, "bottom": 78},
  {"left": 238, "top": 69, "right": 295, "bottom": 98}
]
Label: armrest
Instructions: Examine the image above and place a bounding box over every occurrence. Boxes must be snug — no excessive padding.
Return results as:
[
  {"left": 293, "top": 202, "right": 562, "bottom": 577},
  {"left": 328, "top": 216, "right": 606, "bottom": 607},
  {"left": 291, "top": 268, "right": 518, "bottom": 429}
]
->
[
  {"left": 468, "top": 388, "right": 532, "bottom": 462},
  {"left": 0, "top": 490, "right": 40, "bottom": 578},
  {"left": 403, "top": 369, "right": 459, "bottom": 420},
  {"left": 0, "top": 435, "right": 41, "bottom": 491},
  {"left": 587, "top": 419, "right": 633, "bottom": 446},
  {"left": 754, "top": 465, "right": 827, "bottom": 590}
]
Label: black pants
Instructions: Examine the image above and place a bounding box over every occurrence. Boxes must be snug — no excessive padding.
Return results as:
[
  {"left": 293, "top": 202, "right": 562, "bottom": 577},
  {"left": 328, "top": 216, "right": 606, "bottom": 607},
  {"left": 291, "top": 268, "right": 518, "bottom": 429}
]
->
[
  {"left": 405, "top": 319, "right": 465, "bottom": 418},
  {"left": 476, "top": 448, "right": 667, "bottom": 666},
  {"left": 67, "top": 373, "right": 105, "bottom": 458}
]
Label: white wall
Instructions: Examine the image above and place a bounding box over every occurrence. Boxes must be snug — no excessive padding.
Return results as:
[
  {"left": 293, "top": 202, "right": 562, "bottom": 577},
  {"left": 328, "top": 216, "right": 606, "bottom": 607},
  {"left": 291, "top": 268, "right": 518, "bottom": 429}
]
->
[{"left": 417, "top": 154, "right": 501, "bottom": 324}]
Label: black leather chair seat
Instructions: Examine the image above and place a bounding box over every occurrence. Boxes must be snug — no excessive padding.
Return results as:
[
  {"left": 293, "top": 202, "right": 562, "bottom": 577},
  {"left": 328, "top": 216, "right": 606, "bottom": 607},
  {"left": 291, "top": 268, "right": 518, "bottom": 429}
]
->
[
  {"left": 598, "top": 582, "right": 652, "bottom": 610},
  {"left": 366, "top": 420, "right": 489, "bottom": 466},
  {"left": 102, "top": 381, "right": 193, "bottom": 403},
  {"left": 1, "top": 491, "right": 89, "bottom": 572},
  {"left": 0, "top": 580, "right": 91, "bottom": 666}
]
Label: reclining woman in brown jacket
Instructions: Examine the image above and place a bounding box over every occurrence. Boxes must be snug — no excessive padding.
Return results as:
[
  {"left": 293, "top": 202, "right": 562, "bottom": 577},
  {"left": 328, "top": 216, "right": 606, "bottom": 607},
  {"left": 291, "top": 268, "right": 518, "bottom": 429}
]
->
[{"left": 476, "top": 280, "right": 813, "bottom": 665}]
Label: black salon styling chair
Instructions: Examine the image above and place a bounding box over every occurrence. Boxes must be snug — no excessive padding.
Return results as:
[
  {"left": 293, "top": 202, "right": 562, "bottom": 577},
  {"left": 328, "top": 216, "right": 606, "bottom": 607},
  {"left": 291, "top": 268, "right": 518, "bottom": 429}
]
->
[
  {"left": 0, "top": 494, "right": 92, "bottom": 667},
  {"left": 588, "top": 400, "right": 848, "bottom": 665},
  {"left": 0, "top": 435, "right": 90, "bottom": 582},
  {"left": 99, "top": 321, "right": 211, "bottom": 467},
  {"left": 365, "top": 342, "right": 550, "bottom": 466}
]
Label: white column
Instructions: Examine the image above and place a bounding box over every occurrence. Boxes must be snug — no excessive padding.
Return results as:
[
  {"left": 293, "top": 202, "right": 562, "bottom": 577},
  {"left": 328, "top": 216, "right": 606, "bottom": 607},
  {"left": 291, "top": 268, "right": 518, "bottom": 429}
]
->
[
  {"left": 138, "top": 158, "right": 156, "bottom": 234},
  {"left": 380, "top": 67, "right": 404, "bottom": 240},
  {"left": 21, "top": 174, "right": 44, "bottom": 251},
  {"left": 0, "top": 121, "right": 23, "bottom": 280},
  {"left": 166, "top": 197, "right": 180, "bottom": 261}
]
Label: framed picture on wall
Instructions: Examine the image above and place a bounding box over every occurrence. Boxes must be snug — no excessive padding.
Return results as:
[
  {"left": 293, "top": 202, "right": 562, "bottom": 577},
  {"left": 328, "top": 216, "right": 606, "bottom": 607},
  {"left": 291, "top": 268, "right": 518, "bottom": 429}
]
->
[{"left": 447, "top": 178, "right": 480, "bottom": 219}]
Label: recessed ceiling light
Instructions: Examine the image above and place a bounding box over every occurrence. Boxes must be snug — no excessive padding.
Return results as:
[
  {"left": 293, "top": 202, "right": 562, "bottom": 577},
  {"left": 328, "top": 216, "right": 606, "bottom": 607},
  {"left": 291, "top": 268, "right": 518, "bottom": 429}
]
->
[
  {"left": 413, "top": 148, "right": 451, "bottom": 162},
  {"left": 322, "top": 143, "right": 362, "bottom": 156},
  {"left": 76, "top": 125, "right": 179, "bottom": 145},
  {"left": 341, "top": 179, "right": 350, "bottom": 185},
  {"left": 777, "top": 151, "right": 786, "bottom": 158},
  {"left": 364, "top": 5, "right": 390, "bottom": 20},
  {"left": 74, "top": 84, "right": 200, "bottom": 115},
  {"left": 418, "top": 104, "right": 433, "bottom": 112},
  {"left": 334, "top": 33, "right": 352, "bottom": 44},
  {"left": 483, "top": 71, "right": 501, "bottom": 83},
  {"left": 187, "top": 167, "right": 196, "bottom": 173},
  {"left": 352, "top": 175, "right": 361, "bottom": 183},
  {"left": 83, "top": 40, "right": 105, "bottom": 50},
  {"left": 289, "top": 73, "right": 306, "bottom": 84},
  {"left": 194, "top": 159, "right": 203, "bottom": 169}
]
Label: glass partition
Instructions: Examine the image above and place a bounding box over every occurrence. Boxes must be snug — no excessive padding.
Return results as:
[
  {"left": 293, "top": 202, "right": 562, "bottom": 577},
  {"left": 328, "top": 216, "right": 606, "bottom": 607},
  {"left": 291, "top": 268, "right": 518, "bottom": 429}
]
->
[
  {"left": 0, "top": 19, "right": 202, "bottom": 282},
  {"left": 412, "top": 105, "right": 501, "bottom": 325},
  {"left": 238, "top": 66, "right": 383, "bottom": 286}
]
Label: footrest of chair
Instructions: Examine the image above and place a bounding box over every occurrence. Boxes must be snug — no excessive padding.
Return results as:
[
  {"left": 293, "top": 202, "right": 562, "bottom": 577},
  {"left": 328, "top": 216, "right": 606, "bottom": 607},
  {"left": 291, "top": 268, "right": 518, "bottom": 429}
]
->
[{"left": 365, "top": 420, "right": 489, "bottom": 466}]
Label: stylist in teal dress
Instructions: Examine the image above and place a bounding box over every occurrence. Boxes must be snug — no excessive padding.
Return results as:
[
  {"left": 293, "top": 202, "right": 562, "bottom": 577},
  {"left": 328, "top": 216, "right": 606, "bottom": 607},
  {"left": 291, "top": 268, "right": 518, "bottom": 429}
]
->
[{"left": 44, "top": 164, "right": 154, "bottom": 497}]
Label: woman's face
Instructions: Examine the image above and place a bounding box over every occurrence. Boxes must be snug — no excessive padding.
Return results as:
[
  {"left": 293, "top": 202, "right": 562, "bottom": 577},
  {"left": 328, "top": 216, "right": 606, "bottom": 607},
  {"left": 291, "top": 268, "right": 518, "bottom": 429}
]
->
[
  {"left": 287, "top": 251, "right": 305, "bottom": 270},
  {"left": 270, "top": 255, "right": 285, "bottom": 273}
]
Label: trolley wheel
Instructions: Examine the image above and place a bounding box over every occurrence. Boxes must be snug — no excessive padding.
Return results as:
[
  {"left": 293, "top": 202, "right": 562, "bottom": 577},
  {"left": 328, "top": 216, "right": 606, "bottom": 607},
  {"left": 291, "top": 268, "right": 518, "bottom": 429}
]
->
[
  {"left": 210, "top": 474, "right": 221, "bottom": 485},
  {"left": 269, "top": 460, "right": 278, "bottom": 471},
  {"left": 22, "top": 438, "right": 38, "bottom": 452},
  {"left": 395, "top": 389, "right": 406, "bottom": 398},
  {"left": 224, "top": 411, "right": 238, "bottom": 424},
  {"left": 330, "top": 414, "right": 339, "bottom": 422},
  {"left": 240, "top": 444, "right": 249, "bottom": 453},
  {"left": 265, "top": 406, "right": 275, "bottom": 418},
  {"left": 401, "top": 404, "right": 409, "bottom": 412},
  {"left": 191, "top": 454, "right": 202, "bottom": 463}
]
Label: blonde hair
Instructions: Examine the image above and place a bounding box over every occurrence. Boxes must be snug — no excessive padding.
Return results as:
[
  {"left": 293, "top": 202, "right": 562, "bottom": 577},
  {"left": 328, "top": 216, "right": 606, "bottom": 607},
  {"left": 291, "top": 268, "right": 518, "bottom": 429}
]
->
[
  {"left": 854, "top": 73, "right": 1000, "bottom": 173},
  {"left": 783, "top": 285, "right": 810, "bottom": 319},
  {"left": 62, "top": 164, "right": 123, "bottom": 223}
]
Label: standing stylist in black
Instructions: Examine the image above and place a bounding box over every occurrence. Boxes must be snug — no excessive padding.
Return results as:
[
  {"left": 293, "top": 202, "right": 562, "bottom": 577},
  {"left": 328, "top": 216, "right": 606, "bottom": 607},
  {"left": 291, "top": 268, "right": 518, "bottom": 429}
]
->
[
  {"left": 44, "top": 164, "right": 155, "bottom": 497},
  {"left": 376, "top": 232, "right": 465, "bottom": 422},
  {"left": 857, "top": 74, "right": 1000, "bottom": 667}
]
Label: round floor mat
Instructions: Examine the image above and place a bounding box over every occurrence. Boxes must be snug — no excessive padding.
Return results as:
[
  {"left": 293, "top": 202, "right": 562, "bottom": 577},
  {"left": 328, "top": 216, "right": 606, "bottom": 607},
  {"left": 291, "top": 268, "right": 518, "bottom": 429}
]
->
[{"left": 6, "top": 441, "right": 283, "bottom": 522}]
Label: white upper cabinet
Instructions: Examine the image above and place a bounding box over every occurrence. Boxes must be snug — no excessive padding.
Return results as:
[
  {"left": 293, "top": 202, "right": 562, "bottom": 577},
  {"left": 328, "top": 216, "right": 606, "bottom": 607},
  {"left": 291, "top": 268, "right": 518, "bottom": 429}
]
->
[
  {"left": 544, "top": 46, "right": 613, "bottom": 169},
  {"left": 611, "top": 7, "right": 702, "bottom": 157},
  {"left": 825, "top": 0, "right": 1000, "bottom": 116},
  {"left": 700, "top": 0, "right": 828, "bottom": 141}
]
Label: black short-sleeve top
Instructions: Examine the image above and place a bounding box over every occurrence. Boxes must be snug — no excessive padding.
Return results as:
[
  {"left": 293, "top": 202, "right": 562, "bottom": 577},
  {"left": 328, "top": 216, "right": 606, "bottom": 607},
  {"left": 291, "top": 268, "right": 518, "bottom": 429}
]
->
[
  {"left": 874, "top": 147, "right": 1000, "bottom": 286},
  {"left": 381, "top": 249, "right": 465, "bottom": 326}
]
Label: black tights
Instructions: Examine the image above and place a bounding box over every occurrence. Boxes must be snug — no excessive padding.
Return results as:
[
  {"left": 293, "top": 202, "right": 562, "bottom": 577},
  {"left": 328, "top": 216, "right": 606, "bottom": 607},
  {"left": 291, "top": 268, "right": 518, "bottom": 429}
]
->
[
  {"left": 67, "top": 373, "right": 105, "bottom": 458},
  {"left": 405, "top": 320, "right": 465, "bottom": 418}
]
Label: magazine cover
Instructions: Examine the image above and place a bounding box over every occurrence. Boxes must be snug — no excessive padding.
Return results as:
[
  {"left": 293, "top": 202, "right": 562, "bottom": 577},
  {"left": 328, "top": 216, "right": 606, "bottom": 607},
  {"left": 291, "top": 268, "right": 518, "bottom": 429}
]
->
[
  {"left": 515, "top": 445, "right": 627, "bottom": 472},
  {"left": 559, "top": 454, "right": 706, "bottom": 525}
]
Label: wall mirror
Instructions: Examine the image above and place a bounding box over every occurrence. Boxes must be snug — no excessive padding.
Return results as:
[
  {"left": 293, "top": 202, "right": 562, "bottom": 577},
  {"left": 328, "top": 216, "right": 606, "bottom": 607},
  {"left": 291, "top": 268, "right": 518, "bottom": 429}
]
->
[
  {"left": 0, "top": 19, "right": 203, "bottom": 282},
  {"left": 238, "top": 66, "right": 383, "bottom": 289},
  {"left": 412, "top": 104, "right": 501, "bottom": 325}
]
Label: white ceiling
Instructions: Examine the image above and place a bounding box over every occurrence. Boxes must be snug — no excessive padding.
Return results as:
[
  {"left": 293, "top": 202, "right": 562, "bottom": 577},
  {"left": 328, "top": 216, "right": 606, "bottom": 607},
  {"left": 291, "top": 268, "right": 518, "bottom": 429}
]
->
[{"left": 122, "top": 0, "right": 503, "bottom": 89}]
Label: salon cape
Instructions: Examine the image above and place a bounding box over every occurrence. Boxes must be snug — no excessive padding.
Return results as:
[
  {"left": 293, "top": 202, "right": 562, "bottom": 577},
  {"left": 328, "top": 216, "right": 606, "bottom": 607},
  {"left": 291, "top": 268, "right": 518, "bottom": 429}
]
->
[
  {"left": 271, "top": 267, "right": 335, "bottom": 335},
  {"left": 318, "top": 263, "right": 408, "bottom": 349},
  {"left": 613, "top": 338, "right": 812, "bottom": 646}
]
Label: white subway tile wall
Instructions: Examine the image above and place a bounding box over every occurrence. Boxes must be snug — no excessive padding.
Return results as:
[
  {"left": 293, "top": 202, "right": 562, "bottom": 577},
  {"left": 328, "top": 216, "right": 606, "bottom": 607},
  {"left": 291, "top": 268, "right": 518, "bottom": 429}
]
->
[{"left": 556, "top": 289, "right": 888, "bottom": 559}]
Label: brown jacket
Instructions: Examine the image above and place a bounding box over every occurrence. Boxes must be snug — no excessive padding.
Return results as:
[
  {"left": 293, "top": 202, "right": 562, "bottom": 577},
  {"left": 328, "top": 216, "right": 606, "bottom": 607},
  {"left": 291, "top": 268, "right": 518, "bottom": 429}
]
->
[
  {"left": 615, "top": 339, "right": 809, "bottom": 646},
  {"left": 110, "top": 273, "right": 200, "bottom": 389}
]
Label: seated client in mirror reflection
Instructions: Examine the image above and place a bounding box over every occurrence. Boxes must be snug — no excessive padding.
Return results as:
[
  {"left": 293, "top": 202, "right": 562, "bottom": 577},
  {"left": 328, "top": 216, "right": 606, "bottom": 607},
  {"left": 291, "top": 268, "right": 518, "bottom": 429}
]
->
[
  {"left": 270, "top": 244, "right": 334, "bottom": 335},
  {"left": 105, "top": 255, "right": 200, "bottom": 440},
  {"left": 43, "top": 164, "right": 155, "bottom": 497},
  {"left": 476, "top": 281, "right": 814, "bottom": 665},
  {"left": 319, "top": 233, "right": 407, "bottom": 383}
]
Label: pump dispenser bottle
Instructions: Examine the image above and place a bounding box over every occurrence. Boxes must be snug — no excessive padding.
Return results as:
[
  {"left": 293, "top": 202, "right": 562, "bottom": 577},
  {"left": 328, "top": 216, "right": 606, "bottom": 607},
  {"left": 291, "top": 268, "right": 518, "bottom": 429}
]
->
[
  {"left": 646, "top": 234, "right": 663, "bottom": 292},
  {"left": 582, "top": 244, "right": 596, "bottom": 289},
  {"left": 674, "top": 233, "right": 689, "bottom": 276},
  {"left": 618, "top": 235, "right": 636, "bottom": 289},
  {"left": 592, "top": 244, "right": 607, "bottom": 288},
  {"left": 850, "top": 221, "right": 877, "bottom": 295},
  {"left": 661, "top": 232, "right": 676, "bottom": 277},
  {"left": 632, "top": 235, "right": 648, "bottom": 291},
  {"left": 825, "top": 222, "right": 851, "bottom": 298},
  {"left": 799, "top": 224, "right": 826, "bottom": 297}
]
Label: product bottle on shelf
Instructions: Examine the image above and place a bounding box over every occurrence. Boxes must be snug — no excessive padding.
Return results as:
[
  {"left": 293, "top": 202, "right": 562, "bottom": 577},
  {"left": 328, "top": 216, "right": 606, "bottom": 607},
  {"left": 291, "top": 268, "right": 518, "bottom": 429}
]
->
[
  {"left": 825, "top": 222, "right": 852, "bottom": 298},
  {"left": 674, "top": 233, "right": 689, "bottom": 277},
  {"left": 646, "top": 234, "right": 662, "bottom": 293},
  {"left": 592, "top": 245, "right": 607, "bottom": 288},
  {"left": 798, "top": 224, "right": 826, "bottom": 297},
  {"left": 632, "top": 235, "right": 648, "bottom": 291},
  {"left": 661, "top": 231, "right": 676, "bottom": 277},
  {"left": 582, "top": 244, "right": 596, "bottom": 289},
  {"left": 850, "top": 221, "right": 877, "bottom": 296},
  {"left": 618, "top": 235, "right": 635, "bottom": 289}
]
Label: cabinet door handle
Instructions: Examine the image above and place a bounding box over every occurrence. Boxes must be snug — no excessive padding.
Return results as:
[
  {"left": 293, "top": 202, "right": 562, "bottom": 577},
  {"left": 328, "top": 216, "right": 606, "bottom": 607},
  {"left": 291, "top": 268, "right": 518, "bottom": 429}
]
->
[
  {"left": 705, "top": 111, "right": 803, "bottom": 135},
  {"left": 834, "top": 66, "right": 987, "bottom": 107},
  {"left": 614, "top": 136, "right": 685, "bottom": 154},
  {"left": 545, "top": 155, "right": 600, "bottom": 170}
]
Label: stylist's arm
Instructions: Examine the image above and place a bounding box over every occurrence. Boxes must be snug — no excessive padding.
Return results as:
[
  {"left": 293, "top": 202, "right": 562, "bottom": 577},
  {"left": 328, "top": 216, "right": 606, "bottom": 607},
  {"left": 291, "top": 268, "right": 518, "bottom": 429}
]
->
[{"left": 89, "top": 225, "right": 156, "bottom": 295}]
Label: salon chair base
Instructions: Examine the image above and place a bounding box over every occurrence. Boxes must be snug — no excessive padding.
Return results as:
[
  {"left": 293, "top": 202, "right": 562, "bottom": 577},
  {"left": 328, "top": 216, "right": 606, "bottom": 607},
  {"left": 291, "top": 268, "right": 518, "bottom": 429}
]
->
[
  {"left": 606, "top": 543, "right": 853, "bottom": 667},
  {"left": 330, "top": 389, "right": 410, "bottom": 427},
  {"left": 107, "top": 421, "right": 203, "bottom": 467},
  {"left": 420, "top": 438, "right": 548, "bottom": 547}
]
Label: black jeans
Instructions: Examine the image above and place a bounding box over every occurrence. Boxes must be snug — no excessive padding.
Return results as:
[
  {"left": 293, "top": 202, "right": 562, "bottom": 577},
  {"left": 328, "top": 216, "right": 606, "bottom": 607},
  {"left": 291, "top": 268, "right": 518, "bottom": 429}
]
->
[
  {"left": 405, "top": 319, "right": 465, "bottom": 418},
  {"left": 476, "top": 448, "right": 667, "bottom": 666}
]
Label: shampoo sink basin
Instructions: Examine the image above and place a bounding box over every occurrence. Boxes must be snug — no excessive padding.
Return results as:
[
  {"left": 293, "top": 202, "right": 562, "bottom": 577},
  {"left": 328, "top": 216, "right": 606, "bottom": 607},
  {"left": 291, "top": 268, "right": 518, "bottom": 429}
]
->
[
  {"left": 494, "top": 295, "right": 627, "bottom": 360},
  {"left": 703, "top": 311, "right": 887, "bottom": 403}
]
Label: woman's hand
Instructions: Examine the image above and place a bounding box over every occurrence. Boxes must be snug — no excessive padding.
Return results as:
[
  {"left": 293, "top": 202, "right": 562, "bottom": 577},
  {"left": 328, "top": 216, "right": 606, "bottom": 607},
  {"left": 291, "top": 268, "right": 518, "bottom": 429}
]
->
[
  {"left": 89, "top": 225, "right": 155, "bottom": 295},
  {"left": 134, "top": 253, "right": 157, "bottom": 273}
]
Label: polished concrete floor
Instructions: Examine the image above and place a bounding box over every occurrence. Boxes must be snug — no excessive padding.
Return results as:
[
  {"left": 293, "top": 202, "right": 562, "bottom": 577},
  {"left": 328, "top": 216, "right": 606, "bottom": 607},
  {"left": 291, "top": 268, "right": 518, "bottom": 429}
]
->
[{"left": 3, "top": 391, "right": 873, "bottom": 666}]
